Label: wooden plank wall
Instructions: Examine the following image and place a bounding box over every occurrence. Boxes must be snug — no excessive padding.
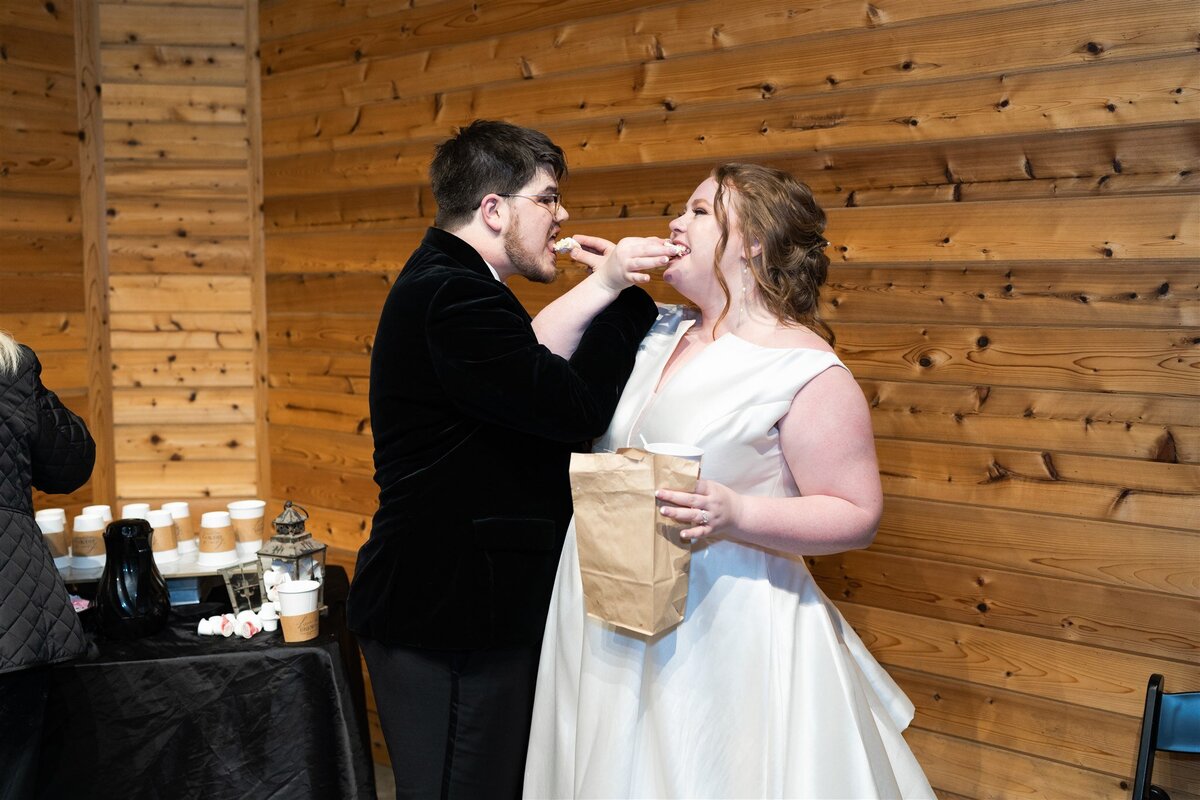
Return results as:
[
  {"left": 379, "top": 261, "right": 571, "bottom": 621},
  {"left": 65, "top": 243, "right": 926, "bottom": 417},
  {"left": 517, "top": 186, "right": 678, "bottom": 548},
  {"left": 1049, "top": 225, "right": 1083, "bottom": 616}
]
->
[
  {"left": 1, "top": 0, "right": 94, "bottom": 517},
  {"left": 258, "top": 0, "right": 1200, "bottom": 794},
  {"left": 95, "top": 0, "right": 264, "bottom": 513}
]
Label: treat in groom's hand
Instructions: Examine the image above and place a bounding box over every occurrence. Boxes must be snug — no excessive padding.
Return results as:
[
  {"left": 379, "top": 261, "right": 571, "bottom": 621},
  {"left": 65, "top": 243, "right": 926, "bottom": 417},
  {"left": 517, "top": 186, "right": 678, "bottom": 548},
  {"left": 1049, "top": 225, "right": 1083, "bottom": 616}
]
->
[{"left": 553, "top": 236, "right": 579, "bottom": 254}]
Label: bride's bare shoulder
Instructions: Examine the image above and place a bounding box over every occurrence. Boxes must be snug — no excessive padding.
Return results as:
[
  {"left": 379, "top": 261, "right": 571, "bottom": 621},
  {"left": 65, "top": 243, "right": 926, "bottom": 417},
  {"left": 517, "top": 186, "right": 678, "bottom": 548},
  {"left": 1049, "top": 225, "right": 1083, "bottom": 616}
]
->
[{"left": 761, "top": 324, "right": 834, "bottom": 353}]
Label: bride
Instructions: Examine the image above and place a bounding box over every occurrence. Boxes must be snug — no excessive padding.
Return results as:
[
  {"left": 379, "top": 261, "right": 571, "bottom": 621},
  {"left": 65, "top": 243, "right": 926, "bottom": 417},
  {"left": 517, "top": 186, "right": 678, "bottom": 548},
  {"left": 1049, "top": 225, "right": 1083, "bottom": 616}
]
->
[{"left": 523, "top": 164, "right": 935, "bottom": 798}]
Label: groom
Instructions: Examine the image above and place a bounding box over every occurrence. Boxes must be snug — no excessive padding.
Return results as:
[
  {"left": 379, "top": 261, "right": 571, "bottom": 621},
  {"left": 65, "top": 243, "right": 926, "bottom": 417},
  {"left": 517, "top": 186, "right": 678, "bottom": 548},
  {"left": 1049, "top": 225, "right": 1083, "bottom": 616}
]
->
[{"left": 347, "top": 120, "right": 657, "bottom": 798}]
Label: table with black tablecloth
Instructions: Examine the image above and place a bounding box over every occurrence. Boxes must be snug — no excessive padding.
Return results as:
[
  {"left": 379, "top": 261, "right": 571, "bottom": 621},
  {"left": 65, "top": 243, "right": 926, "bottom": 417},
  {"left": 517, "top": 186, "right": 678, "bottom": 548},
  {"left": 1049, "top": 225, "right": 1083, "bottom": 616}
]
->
[{"left": 36, "top": 567, "right": 374, "bottom": 799}]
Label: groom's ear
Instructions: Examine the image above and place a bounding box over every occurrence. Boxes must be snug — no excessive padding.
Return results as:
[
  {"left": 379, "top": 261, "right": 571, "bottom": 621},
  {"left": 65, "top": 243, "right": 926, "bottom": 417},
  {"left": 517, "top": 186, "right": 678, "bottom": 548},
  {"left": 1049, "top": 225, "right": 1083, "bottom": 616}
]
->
[{"left": 480, "top": 193, "right": 506, "bottom": 233}]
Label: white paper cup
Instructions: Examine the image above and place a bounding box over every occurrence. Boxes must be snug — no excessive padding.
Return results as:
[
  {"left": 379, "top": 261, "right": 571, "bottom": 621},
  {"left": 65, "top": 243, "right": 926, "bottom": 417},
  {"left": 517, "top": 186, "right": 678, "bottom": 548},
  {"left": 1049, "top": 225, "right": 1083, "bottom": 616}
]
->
[
  {"left": 120, "top": 502, "right": 151, "bottom": 520},
  {"left": 276, "top": 580, "right": 319, "bottom": 616},
  {"left": 228, "top": 499, "right": 266, "bottom": 560},
  {"left": 197, "top": 510, "right": 237, "bottom": 568},
  {"left": 277, "top": 580, "right": 320, "bottom": 642},
  {"left": 82, "top": 504, "right": 113, "bottom": 524},
  {"left": 36, "top": 508, "right": 67, "bottom": 527},
  {"left": 162, "top": 502, "right": 196, "bottom": 553},
  {"left": 644, "top": 442, "right": 704, "bottom": 462},
  {"left": 71, "top": 513, "right": 107, "bottom": 568},
  {"left": 147, "top": 509, "right": 179, "bottom": 564},
  {"left": 37, "top": 514, "right": 71, "bottom": 569}
]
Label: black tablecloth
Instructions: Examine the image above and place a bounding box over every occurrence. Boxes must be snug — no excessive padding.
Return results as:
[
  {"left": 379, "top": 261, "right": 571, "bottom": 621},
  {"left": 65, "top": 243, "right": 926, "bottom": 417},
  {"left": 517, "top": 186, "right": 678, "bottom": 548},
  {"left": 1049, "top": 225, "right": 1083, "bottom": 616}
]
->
[{"left": 36, "top": 569, "right": 374, "bottom": 800}]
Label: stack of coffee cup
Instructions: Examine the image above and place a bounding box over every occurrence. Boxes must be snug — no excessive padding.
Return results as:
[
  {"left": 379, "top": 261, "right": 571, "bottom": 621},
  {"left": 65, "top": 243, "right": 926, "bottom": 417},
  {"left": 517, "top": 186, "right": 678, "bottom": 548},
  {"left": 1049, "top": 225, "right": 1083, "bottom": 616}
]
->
[
  {"left": 146, "top": 509, "right": 179, "bottom": 565},
  {"left": 197, "top": 511, "right": 238, "bottom": 568},
  {"left": 227, "top": 499, "right": 266, "bottom": 561},
  {"left": 71, "top": 513, "right": 107, "bottom": 568},
  {"left": 276, "top": 580, "right": 321, "bottom": 643},
  {"left": 35, "top": 509, "right": 70, "bottom": 570},
  {"left": 161, "top": 502, "right": 196, "bottom": 554}
]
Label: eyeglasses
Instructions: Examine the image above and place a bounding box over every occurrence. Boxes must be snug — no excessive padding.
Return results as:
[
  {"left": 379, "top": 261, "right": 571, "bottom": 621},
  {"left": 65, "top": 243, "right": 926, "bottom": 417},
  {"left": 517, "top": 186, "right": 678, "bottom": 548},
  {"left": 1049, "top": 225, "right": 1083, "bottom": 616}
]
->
[{"left": 498, "top": 193, "right": 562, "bottom": 216}]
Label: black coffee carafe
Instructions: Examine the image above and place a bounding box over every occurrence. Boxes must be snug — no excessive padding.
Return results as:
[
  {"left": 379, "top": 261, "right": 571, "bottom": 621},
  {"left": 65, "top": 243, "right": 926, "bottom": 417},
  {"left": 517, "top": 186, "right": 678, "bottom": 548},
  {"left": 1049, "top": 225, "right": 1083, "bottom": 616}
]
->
[{"left": 94, "top": 518, "right": 170, "bottom": 640}]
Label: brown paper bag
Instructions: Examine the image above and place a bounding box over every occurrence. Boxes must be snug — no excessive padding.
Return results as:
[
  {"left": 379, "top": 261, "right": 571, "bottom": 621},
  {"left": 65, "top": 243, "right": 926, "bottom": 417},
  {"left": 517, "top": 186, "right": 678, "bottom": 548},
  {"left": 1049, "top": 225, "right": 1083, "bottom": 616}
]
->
[{"left": 569, "top": 448, "right": 700, "bottom": 636}]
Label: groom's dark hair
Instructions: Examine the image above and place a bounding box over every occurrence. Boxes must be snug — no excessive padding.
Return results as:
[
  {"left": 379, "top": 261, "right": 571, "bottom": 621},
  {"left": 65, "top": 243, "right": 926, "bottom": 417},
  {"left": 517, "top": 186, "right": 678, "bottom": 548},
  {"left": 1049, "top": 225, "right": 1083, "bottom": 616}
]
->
[{"left": 430, "top": 119, "right": 567, "bottom": 230}]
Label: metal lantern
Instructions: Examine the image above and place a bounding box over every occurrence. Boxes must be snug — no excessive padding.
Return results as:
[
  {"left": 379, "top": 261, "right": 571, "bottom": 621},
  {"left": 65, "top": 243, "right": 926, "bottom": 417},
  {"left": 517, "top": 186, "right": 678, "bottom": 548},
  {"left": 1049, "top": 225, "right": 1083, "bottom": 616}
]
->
[{"left": 257, "top": 501, "right": 328, "bottom": 608}]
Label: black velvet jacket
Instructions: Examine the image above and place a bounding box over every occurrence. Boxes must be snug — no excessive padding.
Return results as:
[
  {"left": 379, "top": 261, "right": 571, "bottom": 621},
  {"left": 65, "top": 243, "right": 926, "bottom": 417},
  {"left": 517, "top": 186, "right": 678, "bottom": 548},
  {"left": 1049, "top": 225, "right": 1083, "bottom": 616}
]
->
[{"left": 347, "top": 227, "right": 657, "bottom": 649}]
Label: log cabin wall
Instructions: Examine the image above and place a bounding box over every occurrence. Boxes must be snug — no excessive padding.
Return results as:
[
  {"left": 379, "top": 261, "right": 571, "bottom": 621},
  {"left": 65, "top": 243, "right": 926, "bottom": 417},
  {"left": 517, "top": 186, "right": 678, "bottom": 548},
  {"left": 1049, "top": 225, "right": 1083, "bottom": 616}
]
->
[
  {"left": 94, "top": 0, "right": 267, "bottom": 513},
  {"left": 258, "top": 0, "right": 1200, "bottom": 794},
  {"left": 1, "top": 0, "right": 100, "bottom": 517}
]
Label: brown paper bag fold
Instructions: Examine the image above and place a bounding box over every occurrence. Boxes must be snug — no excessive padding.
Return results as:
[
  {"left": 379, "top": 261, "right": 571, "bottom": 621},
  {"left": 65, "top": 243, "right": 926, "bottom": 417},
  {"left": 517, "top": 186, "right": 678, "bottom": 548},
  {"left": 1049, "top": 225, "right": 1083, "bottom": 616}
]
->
[{"left": 570, "top": 448, "right": 699, "bottom": 636}]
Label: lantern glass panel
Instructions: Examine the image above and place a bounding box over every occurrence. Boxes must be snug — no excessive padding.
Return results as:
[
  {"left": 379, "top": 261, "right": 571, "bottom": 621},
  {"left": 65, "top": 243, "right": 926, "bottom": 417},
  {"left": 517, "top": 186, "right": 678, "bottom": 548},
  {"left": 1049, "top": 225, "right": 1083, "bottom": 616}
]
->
[{"left": 256, "top": 502, "right": 328, "bottom": 608}]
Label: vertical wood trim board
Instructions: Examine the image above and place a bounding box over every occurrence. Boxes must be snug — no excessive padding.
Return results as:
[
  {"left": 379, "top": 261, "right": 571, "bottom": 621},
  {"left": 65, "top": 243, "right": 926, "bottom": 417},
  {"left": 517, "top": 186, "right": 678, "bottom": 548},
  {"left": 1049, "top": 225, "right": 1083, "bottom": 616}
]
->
[
  {"left": 246, "top": 0, "right": 272, "bottom": 500},
  {"left": 74, "top": 0, "right": 116, "bottom": 507}
]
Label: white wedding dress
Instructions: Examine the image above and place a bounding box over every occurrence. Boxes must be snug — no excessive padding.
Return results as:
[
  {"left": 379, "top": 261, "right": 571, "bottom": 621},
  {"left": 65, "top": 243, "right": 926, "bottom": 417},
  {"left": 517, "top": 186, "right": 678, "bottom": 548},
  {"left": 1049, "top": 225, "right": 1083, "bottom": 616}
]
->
[{"left": 523, "top": 307, "right": 934, "bottom": 799}]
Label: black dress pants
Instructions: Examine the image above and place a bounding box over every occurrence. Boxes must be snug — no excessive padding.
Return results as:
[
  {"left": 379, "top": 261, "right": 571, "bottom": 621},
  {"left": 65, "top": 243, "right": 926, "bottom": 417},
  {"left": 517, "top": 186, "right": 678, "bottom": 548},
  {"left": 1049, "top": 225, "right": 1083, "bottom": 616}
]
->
[
  {"left": 0, "top": 666, "right": 49, "bottom": 800},
  {"left": 359, "top": 637, "right": 540, "bottom": 800}
]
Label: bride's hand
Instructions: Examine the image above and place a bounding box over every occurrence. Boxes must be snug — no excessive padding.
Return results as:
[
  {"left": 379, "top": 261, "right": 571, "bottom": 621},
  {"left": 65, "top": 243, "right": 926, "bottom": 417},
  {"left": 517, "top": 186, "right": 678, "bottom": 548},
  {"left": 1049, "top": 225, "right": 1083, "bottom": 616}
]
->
[
  {"left": 568, "top": 234, "right": 677, "bottom": 293},
  {"left": 656, "top": 479, "right": 742, "bottom": 541}
]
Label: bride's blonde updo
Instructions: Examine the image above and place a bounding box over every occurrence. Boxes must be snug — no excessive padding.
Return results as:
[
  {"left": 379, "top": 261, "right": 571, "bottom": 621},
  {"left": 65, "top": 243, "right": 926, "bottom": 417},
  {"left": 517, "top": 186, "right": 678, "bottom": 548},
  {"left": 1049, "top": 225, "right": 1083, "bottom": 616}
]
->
[{"left": 710, "top": 163, "right": 833, "bottom": 344}]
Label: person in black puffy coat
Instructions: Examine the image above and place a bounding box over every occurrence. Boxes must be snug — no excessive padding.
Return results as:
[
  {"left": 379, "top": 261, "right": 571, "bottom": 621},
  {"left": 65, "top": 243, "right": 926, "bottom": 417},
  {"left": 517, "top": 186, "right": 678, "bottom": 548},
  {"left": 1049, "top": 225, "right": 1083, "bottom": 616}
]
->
[{"left": 0, "top": 331, "right": 95, "bottom": 800}]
